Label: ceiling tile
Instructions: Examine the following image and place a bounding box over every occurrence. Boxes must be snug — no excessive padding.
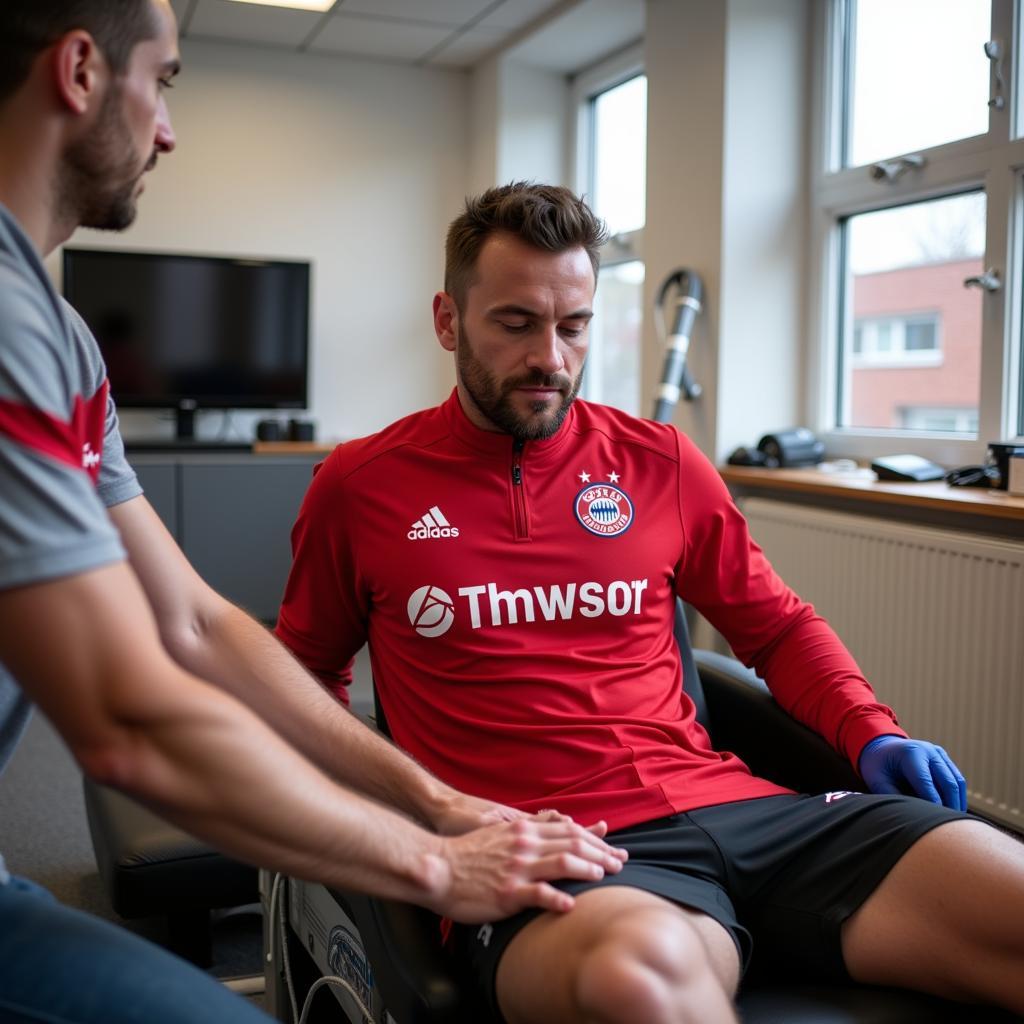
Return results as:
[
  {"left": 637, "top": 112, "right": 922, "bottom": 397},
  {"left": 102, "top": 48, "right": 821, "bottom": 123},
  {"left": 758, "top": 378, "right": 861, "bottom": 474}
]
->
[
  {"left": 427, "top": 26, "right": 507, "bottom": 67},
  {"left": 475, "top": 0, "right": 562, "bottom": 32},
  {"left": 187, "top": 0, "right": 323, "bottom": 47},
  {"left": 510, "top": 0, "right": 643, "bottom": 72},
  {"left": 335, "top": 0, "right": 491, "bottom": 27},
  {"left": 309, "top": 13, "right": 451, "bottom": 61}
]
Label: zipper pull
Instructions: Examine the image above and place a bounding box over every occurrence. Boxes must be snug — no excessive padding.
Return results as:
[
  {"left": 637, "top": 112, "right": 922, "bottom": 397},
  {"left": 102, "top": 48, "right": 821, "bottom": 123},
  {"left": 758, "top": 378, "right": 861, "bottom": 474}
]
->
[{"left": 512, "top": 439, "right": 524, "bottom": 485}]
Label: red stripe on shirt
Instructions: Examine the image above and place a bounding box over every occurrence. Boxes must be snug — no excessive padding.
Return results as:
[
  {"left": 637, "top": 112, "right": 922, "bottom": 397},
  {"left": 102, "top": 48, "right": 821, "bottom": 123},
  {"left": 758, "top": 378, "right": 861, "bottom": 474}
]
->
[{"left": 0, "top": 380, "right": 108, "bottom": 484}]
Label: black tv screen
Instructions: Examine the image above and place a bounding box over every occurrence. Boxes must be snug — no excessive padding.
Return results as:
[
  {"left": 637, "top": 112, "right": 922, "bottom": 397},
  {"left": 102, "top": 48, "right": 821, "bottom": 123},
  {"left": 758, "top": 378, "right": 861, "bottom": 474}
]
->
[{"left": 62, "top": 248, "right": 310, "bottom": 411}]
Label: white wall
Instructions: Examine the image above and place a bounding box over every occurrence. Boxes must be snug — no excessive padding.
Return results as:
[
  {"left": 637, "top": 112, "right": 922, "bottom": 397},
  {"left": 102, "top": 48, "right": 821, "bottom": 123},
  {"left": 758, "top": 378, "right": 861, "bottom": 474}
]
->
[
  {"left": 469, "top": 54, "right": 570, "bottom": 193},
  {"left": 718, "top": 0, "right": 808, "bottom": 460},
  {"left": 49, "top": 39, "right": 471, "bottom": 443},
  {"left": 644, "top": 0, "right": 728, "bottom": 457},
  {"left": 643, "top": 0, "right": 808, "bottom": 461}
]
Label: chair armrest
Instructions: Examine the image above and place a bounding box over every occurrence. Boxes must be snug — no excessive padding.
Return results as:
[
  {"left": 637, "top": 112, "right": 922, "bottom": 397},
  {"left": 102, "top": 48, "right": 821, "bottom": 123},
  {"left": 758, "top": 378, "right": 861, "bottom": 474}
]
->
[{"left": 693, "top": 650, "right": 863, "bottom": 794}]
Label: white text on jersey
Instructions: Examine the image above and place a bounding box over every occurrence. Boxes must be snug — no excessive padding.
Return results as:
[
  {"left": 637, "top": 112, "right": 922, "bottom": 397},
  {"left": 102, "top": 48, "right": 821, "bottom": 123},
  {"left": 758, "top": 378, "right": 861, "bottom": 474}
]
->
[{"left": 457, "top": 578, "right": 648, "bottom": 629}]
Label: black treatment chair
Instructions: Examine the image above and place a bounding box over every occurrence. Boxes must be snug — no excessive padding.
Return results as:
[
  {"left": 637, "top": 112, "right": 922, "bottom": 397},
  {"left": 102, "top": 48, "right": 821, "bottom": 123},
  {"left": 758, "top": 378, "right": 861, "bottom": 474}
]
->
[
  {"left": 312, "top": 602, "right": 1022, "bottom": 1024},
  {"left": 82, "top": 780, "right": 258, "bottom": 966}
]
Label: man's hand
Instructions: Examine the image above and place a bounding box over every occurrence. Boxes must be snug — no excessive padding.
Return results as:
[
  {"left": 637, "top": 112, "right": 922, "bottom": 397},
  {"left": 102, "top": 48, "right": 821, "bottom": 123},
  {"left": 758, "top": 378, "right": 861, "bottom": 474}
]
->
[
  {"left": 429, "top": 790, "right": 617, "bottom": 842},
  {"left": 422, "top": 817, "right": 627, "bottom": 923},
  {"left": 429, "top": 790, "right": 525, "bottom": 834},
  {"left": 858, "top": 735, "right": 967, "bottom": 811}
]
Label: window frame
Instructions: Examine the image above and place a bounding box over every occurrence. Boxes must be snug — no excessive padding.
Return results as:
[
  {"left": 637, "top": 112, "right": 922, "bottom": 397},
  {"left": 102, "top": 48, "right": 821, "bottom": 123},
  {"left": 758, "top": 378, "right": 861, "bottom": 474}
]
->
[
  {"left": 570, "top": 44, "right": 646, "bottom": 410},
  {"left": 807, "top": 0, "right": 1024, "bottom": 465}
]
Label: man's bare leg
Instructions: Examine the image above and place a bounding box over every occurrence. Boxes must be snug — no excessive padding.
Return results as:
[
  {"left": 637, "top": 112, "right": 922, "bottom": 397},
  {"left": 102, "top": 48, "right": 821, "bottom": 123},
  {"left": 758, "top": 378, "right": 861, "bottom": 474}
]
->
[
  {"left": 495, "top": 887, "right": 740, "bottom": 1024},
  {"left": 842, "top": 819, "right": 1024, "bottom": 1013}
]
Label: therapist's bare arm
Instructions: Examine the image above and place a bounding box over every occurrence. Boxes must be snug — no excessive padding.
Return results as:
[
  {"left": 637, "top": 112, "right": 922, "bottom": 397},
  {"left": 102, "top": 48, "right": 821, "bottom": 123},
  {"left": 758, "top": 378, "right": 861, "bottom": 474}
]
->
[
  {"left": 108, "top": 497, "right": 621, "bottom": 846},
  {"left": 0, "top": 561, "right": 622, "bottom": 921}
]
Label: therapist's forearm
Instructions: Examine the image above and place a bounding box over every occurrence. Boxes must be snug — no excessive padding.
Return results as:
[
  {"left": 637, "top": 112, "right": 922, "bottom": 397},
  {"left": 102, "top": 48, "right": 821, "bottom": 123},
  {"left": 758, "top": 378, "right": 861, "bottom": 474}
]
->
[{"left": 164, "top": 597, "right": 458, "bottom": 827}]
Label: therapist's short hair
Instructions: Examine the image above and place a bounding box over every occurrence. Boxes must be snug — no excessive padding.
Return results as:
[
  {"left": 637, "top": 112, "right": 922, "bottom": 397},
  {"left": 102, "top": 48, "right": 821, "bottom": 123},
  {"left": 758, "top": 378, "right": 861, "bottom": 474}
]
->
[{"left": 0, "top": 0, "right": 159, "bottom": 102}]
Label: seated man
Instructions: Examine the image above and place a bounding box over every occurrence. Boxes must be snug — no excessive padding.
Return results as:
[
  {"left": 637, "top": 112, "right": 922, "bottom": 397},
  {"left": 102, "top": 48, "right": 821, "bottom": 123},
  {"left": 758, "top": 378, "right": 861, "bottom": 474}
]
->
[{"left": 276, "top": 181, "right": 1024, "bottom": 1024}]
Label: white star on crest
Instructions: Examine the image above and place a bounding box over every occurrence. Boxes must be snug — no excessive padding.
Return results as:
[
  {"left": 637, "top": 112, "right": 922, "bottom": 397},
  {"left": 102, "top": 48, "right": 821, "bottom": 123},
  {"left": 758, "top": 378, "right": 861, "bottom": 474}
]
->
[
  {"left": 608, "top": 471, "right": 620, "bottom": 483},
  {"left": 578, "top": 470, "right": 591, "bottom": 483}
]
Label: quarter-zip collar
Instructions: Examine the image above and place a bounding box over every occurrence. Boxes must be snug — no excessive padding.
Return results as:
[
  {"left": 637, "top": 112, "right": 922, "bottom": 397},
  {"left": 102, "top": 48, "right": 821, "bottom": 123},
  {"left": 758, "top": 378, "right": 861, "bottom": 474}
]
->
[{"left": 441, "top": 387, "right": 577, "bottom": 462}]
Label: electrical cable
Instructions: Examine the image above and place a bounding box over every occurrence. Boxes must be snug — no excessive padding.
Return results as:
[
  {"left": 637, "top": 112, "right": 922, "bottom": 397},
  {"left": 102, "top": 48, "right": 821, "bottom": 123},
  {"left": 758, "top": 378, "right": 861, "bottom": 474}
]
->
[
  {"left": 267, "top": 872, "right": 377, "bottom": 1024},
  {"left": 298, "top": 976, "right": 376, "bottom": 1024},
  {"left": 272, "top": 874, "right": 298, "bottom": 1024},
  {"left": 265, "top": 872, "right": 281, "bottom": 973}
]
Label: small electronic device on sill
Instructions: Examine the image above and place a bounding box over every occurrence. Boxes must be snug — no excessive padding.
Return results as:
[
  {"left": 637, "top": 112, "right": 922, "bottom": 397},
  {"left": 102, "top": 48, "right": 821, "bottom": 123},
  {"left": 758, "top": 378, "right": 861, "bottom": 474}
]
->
[{"left": 870, "top": 454, "right": 946, "bottom": 482}]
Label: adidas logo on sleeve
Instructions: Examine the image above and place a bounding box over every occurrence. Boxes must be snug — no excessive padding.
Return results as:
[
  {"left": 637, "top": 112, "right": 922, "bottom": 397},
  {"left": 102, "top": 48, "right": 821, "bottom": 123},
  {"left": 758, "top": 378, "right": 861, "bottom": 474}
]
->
[{"left": 408, "top": 505, "right": 460, "bottom": 540}]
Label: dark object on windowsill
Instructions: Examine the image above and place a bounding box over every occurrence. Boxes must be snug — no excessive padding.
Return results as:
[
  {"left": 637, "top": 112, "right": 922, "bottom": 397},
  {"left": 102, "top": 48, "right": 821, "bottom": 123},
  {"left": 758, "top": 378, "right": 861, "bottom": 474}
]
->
[
  {"left": 756, "top": 428, "right": 825, "bottom": 468},
  {"left": 947, "top": 442, "right": 1024, "bottom": 489},
  {"left": 946, "top": 465, "right": 1001, "bottom": 488},
  {"left": 871, "top": 454, "right": 946, "bottom": 483},
  {"left": 986, "top": 441, "right": 1024, "bottom": 490},
  {"left": 726, "top": 446, "right": 770, "bottom": 467}
]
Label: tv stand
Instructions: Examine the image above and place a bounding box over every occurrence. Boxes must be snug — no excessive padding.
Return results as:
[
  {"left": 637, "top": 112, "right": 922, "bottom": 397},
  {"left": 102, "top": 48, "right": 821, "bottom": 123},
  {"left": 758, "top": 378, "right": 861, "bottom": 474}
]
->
[
  {"left": 126, "top": 439, "right": 252, "bottom": 453},
  {"left": 126, "top": 448, "right": 322, "bottom": 623}
]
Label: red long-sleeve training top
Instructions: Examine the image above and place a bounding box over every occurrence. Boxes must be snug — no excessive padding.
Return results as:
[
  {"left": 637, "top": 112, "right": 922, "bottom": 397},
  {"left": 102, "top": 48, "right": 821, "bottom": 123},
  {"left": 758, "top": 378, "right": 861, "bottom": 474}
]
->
[{"left": 276, "top": 392, "right": 903, "bottom": 832}]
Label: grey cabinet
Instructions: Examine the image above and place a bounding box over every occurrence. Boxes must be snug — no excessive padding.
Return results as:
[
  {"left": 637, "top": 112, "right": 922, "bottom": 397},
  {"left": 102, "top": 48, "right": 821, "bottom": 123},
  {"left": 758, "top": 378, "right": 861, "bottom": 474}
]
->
[{"left": 129, "top": 453, "right": 321, "bottom": 623}]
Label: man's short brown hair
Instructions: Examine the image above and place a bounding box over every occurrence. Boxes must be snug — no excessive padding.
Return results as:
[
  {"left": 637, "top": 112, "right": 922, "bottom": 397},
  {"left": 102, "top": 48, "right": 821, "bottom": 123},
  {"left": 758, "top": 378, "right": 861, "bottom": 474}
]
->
[
  {"left": 445, "top": 182, "right": 608, "bottom": 309},
  {"left": 0, "top": 1, "right": 158, "bottom": 103}
]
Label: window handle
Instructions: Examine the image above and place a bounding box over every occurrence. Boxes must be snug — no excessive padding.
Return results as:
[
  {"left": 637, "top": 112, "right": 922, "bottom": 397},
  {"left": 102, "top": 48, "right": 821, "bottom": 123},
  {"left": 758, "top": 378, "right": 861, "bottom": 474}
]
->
[
  {"left": 869, "top": 154, "right": 925, "bottom": 183},
  {"left": 963, "top": 267, "right": 1001, "bottom": 292},
  {"left": 985, "top": 39, "right": 1005, "bottom": 111}
]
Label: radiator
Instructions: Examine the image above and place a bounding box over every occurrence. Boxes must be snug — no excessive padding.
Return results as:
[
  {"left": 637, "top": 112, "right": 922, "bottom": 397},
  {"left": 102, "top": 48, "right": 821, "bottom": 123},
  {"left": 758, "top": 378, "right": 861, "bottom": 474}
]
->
[{"left": 738, "top": 497, "right": 1024, "bottom": 831}]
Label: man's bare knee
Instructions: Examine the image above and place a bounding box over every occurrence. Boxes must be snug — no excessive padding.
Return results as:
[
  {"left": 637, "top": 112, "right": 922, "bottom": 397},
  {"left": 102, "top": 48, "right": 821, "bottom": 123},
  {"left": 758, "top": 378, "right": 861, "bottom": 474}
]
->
[{"left": 573, "top": 912, "right": 738, "bottom": 1024}]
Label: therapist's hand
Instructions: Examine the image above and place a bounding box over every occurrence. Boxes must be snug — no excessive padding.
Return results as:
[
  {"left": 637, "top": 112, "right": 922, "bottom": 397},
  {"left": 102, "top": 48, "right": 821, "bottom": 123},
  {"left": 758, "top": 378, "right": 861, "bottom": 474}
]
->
[
  {"left": 425, "top": 816, "right": 626, "bottom": 923},
  {"left": 430, "top": 791, "right": 624, "bottom": 848},
  {"left": 858, "top": 735, "right": 968, "bottom": 811},
  {"left": 430, "top": 790, "right": 528, "bottom": 834}
]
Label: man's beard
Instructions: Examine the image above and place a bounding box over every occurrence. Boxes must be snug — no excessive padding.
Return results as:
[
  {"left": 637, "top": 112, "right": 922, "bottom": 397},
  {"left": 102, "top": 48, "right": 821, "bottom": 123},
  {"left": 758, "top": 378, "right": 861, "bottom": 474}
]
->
[
  {"left": 456, "top": 323, "right": 583, "bottom": 442},
  {"left": 58, "top": 83, "right": 153, "bottom": 233}
]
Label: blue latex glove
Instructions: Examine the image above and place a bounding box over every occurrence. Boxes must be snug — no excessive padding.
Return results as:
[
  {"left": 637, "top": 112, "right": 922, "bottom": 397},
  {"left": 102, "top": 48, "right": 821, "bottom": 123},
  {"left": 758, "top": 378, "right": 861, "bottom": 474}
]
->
[{"left": 858, "top": 735, "right": 967, "bottom": 811}]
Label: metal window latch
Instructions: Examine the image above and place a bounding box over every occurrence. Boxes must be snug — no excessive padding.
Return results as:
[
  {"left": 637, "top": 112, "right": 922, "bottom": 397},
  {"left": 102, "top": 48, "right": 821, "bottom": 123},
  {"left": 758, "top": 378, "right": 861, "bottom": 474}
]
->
[
  {"left": 869, "top": 153, "right": 925, "bottom": 183},
  {"left": 985, "top": 39, "right": 1005, "bottom": 111},
  {"left": 963, "top": 267, "right": 1001, "bottom": 292}
]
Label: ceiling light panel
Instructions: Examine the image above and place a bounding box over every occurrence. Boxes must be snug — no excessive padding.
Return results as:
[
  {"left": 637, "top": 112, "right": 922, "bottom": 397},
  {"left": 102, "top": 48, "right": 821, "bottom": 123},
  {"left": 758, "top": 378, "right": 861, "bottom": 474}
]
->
[
  {"left": 338, "top": 0, "right": 489, "bottom": 23},
  {"left": 223, "top": 0, "right": 335, "bottom": 12},
  {"left": 191, "top": 1, "right": 324, "bottom": 45}
]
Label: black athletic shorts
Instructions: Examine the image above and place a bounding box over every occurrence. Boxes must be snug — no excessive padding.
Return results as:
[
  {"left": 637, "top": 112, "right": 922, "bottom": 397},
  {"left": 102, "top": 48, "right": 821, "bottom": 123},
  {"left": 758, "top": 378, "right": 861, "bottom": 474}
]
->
[{"left": 449, "top": 792, "right": 972, "bottom": 1018}]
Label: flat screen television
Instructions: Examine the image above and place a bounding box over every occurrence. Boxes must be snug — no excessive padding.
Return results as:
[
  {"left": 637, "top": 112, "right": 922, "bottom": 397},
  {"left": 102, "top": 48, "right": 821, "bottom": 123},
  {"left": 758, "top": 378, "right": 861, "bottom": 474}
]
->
[{"left": 62, "top": 248, "right": 310, "bottom": 440}]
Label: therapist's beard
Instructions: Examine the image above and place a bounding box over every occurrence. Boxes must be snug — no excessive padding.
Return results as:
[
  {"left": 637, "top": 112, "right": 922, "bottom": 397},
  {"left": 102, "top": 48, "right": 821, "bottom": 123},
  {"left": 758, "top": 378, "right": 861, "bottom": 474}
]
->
[{"left": 59, "top": 83, "right": 152, "bottom": 232}]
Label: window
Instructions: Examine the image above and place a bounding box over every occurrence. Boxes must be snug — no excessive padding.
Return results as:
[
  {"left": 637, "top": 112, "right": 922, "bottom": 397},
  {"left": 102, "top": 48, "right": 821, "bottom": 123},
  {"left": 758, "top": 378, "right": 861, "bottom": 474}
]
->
[
  {"left": 900, "top": 407, "right": 980, "bottom": 433},
  {"left": 573, "top": 47, "right": 646, "bottom": 416},
  {"left": 852, "top": 315, "right": 941, "bottom": 364},
  {"left": 843, "top": 1, "right": 990, "bottom": 167},
  {"left": 810, "top": 0, "right": 1022, "bottom": 463}
]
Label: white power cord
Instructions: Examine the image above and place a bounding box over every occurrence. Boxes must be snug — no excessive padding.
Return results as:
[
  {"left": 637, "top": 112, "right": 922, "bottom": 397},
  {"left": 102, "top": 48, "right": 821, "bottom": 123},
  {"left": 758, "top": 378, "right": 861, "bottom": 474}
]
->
[
  {"left": 266, "top": 873, "right": 377, "bottom": 1024},
  {"left": 298, "top": 976, "right": 376, "bottom": 1024}
]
